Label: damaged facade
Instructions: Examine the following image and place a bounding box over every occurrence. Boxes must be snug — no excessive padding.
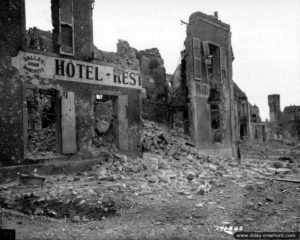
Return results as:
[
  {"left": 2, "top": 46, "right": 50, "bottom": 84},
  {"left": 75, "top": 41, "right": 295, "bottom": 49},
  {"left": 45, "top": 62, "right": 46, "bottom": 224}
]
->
[
  {"left": 94, "top": 42, "right": 169, "bottom": 124},
  {"left": 268, "top": 94, "right": 300, "bottom": 142},
  {"left": 169, "top": 11, "right": 237, "bottom": 158},
  {"left": 0, "top": 0, "right": 142, "bottom": 166},
  {"left": 233, "top": 81, "right": 267, "bottom": 143}
]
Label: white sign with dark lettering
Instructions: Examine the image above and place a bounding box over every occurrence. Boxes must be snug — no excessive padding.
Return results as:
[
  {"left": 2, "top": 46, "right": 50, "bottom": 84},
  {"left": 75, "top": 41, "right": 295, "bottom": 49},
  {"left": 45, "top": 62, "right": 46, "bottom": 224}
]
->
[{"left": 12, "top": 51, "right": 142, "bottom": 89}]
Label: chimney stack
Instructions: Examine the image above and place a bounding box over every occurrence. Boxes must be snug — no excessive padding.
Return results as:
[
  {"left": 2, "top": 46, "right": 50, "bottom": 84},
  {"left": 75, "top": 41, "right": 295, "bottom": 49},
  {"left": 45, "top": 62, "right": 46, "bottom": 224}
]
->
[{"left": 214, "top": 11, "right": 218, "bottom": 19}]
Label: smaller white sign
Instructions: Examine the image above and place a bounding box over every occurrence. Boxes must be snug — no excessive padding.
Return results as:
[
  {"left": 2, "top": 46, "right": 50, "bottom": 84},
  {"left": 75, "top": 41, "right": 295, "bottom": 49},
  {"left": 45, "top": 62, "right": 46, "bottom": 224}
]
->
[
  {"left": 12, "top": 51, "right": 142, "bottom": 89},
  {"left": 195, "top": 81, "right": 210, "bottom": 98}
]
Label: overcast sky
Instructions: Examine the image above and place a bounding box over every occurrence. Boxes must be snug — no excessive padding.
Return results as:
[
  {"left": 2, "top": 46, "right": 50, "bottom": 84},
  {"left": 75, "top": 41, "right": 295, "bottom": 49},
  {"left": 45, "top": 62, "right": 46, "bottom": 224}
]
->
[{"left": 26, "top": 0, "right": 300, "bottom": 121}]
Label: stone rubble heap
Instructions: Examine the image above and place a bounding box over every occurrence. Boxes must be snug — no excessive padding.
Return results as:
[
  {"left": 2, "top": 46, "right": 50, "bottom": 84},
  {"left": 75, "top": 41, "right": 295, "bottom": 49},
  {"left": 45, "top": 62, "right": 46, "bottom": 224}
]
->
[
  {"left": 0, "top": 120, "right": 299, "bottom": 222},
  {"left": 142, "top": 120, "right": 200, "bottom": 161},
  {"left": 28, "top": 124, "right": 56, "bottom": 154}
]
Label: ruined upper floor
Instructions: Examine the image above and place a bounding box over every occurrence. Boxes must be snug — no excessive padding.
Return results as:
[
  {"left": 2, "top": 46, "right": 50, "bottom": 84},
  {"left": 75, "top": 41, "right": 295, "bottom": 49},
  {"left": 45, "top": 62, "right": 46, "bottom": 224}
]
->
[{"left": 1, "top": 0, "right": 94, "bottom": 60}]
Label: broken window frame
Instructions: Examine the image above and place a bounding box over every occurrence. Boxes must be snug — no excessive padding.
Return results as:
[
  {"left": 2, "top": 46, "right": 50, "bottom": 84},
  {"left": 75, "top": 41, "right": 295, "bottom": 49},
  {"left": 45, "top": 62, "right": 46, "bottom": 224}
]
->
[{"left": 58, "top": 0, "right": 75, "bottom": 56}]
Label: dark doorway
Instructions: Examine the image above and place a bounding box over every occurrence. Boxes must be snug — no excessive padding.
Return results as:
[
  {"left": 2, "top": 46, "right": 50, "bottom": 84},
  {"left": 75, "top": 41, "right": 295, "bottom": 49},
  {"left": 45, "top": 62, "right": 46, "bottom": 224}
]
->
[
  {"left": 26, "top": 88, "right": 60, "bottom": 156},
  {"left": 92, "top": 94, "right": 117, "bottom": 151}
]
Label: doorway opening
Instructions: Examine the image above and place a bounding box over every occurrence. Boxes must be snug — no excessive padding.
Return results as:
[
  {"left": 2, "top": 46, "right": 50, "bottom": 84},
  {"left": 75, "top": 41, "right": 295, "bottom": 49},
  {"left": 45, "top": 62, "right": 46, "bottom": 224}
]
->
[
  {"left": 26, "top": 88, "right": 60, "bottom": 156},
  {"left": 92, "top": 94, "right": 117, "bottom": 152},
  {"left": 240, "top": 123, "right": 247, "bottom": 139}
]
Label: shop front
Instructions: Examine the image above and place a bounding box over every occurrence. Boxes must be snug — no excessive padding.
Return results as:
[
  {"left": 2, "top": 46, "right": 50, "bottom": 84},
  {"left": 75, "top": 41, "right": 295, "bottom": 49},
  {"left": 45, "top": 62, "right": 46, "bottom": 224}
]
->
[{"left": 8, "top": 51, "right": 142, "bottom": 163}]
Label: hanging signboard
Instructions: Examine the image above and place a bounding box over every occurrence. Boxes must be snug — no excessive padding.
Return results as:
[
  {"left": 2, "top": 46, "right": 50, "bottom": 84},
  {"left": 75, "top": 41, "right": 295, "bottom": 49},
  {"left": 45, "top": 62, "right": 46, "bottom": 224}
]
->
[{"left": 12, "top": 51, "right": 142, "bottom": 89}]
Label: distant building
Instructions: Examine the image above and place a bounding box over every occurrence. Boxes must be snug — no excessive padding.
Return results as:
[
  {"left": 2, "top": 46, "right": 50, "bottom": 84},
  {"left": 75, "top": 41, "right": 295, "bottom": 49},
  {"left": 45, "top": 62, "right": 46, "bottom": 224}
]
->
[
  {"left": 267, "top": 94, "right": 300, "bottom": 142},
  {"left": 233, "top": 81, "right": 267, "bottom": 143}
]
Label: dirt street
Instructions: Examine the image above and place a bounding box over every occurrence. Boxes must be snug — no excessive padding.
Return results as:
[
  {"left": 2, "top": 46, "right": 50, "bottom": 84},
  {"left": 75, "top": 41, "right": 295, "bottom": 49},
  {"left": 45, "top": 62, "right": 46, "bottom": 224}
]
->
[{"left": 0, "top": 122, "right": 299, "bottom": 240}]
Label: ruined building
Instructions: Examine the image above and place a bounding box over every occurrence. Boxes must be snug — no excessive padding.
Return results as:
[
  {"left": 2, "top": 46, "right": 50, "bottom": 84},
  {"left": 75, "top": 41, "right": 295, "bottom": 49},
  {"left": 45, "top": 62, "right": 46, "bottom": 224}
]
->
[
  {"left": 269, "top": 94, "right": 281, "bottom": 122},
  {"left": 233, "top": 81, "right": 249, "bottom": 140},
  {"left": 169, "top": 11, "right": 238, "bottom": 158},
  {"left": 233, "top": 80, "right": 267, "bottom": 143},
  {"left": 268, "top": 94, "right": 300, "bottom": 142},
  {"left": 0, "top": 0, "right": 143, "bottom": 166},
  {"left": 94, "top": 41, "right": 169, "bottom": 124}
]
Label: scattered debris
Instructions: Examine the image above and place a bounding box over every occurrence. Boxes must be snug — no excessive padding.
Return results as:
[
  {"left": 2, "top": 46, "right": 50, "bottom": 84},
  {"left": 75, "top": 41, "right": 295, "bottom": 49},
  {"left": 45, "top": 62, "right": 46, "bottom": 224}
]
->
[
  {"left": 0, "top": 120, "right": 299, "bottom": 227},
  {"left": 17, "top": 174, "right": 46, "bottom": 186}
]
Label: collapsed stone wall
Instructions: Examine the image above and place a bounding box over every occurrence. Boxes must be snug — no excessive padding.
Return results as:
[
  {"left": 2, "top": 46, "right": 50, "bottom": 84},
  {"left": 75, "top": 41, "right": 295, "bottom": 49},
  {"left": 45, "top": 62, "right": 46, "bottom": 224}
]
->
[
  {"left": 94, "top": 40, "right": 170, "bottom": 124},
  {"left": 93, "top": 40, "right": 139, "bottom": 71},
  {"left": 168, "top": 52, "right": 190, "bottom": 133},
  {"left": 136, "top": 48, "right": 169, "bottom": 123}
]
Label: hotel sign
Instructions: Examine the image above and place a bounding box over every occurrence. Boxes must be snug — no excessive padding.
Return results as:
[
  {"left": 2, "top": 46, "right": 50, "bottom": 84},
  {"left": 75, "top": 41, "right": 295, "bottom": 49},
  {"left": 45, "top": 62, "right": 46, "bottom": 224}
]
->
[{"left": 12, "top": 51, "right": 142, "bottom": 89}]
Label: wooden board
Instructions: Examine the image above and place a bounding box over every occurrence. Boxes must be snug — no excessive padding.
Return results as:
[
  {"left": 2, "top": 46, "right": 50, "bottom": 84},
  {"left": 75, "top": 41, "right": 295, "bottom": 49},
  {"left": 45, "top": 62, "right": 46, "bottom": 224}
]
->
[
  {"left": 61, "top": 91, "right": 76, "bottom": 154},
  {"left": 117, "top": 95, "right": 128, "bottom": 152}
]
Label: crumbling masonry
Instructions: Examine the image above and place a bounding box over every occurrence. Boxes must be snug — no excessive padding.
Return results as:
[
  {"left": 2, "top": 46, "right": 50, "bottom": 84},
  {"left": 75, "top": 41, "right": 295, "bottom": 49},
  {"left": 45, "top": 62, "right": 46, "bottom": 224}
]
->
[{"left": 169, "top": 11, "right": 238, "bottom": 158}]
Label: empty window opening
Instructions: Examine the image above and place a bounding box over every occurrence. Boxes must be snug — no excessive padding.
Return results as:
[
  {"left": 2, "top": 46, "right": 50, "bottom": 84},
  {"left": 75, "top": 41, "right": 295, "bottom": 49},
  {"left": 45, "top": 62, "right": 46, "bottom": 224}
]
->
[
  {"left": 203, "top": 42, "right": 221, "bottom": 86},
  {"left": 251, "top": 114, "right": 257, "bottom": 123},
  {"left": 208, "top": 88, "right": 223, "bottom": 143},
  {"left": 25, "top": 0, "right": 54, "bottom": 51},
  {"left": 240, "top": 123, "right": 247, "bottom": 139},
  {"left": 26, "top": 88, "right": 59, "bottom": 155},
  {"left": 96, "top": 94, "right": 103, "bottom": 100},
  {"left": 25, "top": 0, "right": 52, "bottom": 31},
  {"left": 92, "top": 95, "right": 117, "bottom": 152},
  {"left": 25, "top": 0, "right": 75, "bottom": 54}
]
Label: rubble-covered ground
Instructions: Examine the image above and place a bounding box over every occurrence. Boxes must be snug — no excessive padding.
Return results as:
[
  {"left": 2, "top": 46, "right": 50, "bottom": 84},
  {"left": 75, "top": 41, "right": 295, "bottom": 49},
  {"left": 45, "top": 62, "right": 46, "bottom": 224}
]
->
[{"left": 0, "top": 121, "right": 299, "bottom": 240}]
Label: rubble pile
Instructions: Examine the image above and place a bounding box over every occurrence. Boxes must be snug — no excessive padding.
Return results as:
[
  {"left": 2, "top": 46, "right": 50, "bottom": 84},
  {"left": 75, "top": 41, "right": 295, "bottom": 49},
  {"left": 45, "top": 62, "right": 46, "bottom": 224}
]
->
[
  {"left": 241, "top": 140, "right": 300, "bottom": 159},
  {"left": 26, "top": 88, "right": 58, "bottom": 154},
  {"left": 0, "top": 120, "right": 299, "bottom": 223},
  {"left": 28, "top": 124, "right": 56, "bottom": 153},
  {"left": 0, "top": 176, "right": 129, "bottom": 221},
  {"left": 92, "top": 99, "right": 116, "bottom": 151},
  {"left": 142, "top": 120, "right": 201, "bottom": 161}
]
